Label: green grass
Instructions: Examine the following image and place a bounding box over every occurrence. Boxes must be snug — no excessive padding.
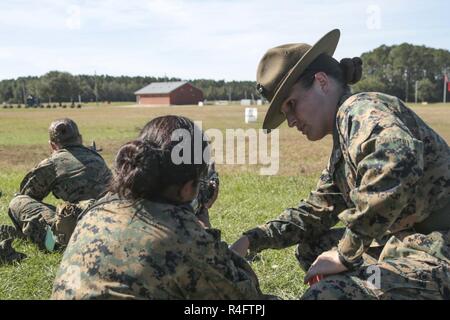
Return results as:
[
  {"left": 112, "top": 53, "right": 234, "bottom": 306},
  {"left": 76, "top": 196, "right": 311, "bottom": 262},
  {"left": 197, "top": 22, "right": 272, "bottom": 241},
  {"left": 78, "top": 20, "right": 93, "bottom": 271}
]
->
[
  {"left": 0, "top": 240, "right": 61, "bottom": 300},
  {"left": 0, "top": 102, "right": 449, "bottom": 300}
]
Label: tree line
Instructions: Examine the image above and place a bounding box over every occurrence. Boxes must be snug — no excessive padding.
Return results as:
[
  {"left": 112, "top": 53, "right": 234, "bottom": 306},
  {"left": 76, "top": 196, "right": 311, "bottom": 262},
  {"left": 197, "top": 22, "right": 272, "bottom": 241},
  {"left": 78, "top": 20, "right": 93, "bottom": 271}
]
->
[
  {"left": 0, "top": 72, "right": 259, "bottom": 104},
  {"left": 352, "top": 43, "right": 450, "bottom": 102},
  {"left": 0, "top": 44, "right": 449, "bottom": 104}
]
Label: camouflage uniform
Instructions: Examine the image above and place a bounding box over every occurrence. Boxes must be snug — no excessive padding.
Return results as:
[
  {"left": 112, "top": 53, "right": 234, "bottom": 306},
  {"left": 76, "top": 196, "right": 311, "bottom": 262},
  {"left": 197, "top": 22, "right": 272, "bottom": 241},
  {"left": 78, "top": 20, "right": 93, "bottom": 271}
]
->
[
  {"left": 52, "top": 193, "right": 267, "bottom": 300},
  {"left": 243, "top": 92, "right": 450, "bottom": 299},
  {"left": 8, "top": 145, "right": 112, "bottom": 248}
]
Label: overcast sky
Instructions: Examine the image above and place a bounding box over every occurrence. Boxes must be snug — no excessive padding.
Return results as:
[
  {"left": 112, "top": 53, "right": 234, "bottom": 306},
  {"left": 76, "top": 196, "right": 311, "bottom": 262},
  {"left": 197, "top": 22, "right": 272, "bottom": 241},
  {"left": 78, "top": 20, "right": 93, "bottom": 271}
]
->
[{"left": 0, "top": 0, "right": 449, "bottom": 81}]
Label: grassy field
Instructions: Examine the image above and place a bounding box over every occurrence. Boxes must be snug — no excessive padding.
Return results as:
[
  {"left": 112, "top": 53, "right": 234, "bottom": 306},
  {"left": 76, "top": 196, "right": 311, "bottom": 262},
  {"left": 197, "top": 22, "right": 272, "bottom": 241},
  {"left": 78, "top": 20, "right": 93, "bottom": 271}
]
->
[{"left": 0, "top": 102, "right": 449, "bottom": 299}]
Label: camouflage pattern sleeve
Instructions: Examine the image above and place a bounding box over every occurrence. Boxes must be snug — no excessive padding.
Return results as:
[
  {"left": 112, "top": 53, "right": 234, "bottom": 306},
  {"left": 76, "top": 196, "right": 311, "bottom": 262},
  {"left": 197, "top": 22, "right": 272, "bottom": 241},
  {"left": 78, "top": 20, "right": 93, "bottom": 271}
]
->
[
  {"left": 336, "top": 98, "right": 424, "bottom": 264},
  {"left": 243, "top": 168, "right": 347, "bottom": 253},
  {"left": 19, "top": 158, "right": 56, "bottom": 201}
]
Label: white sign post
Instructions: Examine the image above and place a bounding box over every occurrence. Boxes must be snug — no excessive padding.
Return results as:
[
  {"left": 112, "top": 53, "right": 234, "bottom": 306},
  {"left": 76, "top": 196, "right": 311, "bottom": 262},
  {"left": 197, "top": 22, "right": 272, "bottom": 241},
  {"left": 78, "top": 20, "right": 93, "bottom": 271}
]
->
[{"left": 245, "top": 108, "right": 258, "bottom": 124}]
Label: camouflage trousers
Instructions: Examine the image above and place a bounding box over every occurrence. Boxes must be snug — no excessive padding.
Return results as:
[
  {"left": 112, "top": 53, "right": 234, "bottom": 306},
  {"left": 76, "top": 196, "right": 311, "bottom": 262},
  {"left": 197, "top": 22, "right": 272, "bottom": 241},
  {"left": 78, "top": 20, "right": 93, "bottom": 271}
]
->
[
  {"left": 8, "top": 195, "right": 94, "bottom": 249},
  {"left": 8, "top": 195, "right": 56, "bottom": 249},
  {"left": 296, "top": 228, "right": 450, "bottom": 300}
]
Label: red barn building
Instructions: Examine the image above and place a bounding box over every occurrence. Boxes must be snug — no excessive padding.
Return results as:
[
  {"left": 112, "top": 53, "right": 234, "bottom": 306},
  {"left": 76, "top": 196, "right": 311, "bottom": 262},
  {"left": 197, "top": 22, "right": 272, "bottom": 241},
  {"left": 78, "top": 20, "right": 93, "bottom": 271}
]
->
[{"left": 134, "top": 81, "right": 204, "bottom": 106}]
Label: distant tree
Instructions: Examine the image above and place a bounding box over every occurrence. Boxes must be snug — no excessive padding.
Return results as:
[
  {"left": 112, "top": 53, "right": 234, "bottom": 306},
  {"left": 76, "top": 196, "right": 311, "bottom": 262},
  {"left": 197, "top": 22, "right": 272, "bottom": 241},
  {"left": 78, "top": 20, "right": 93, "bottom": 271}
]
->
[
  {"left": 358, "top": 44, "right": 450, "bottom": 102},
  {"left": 0, "top": 80, "right": 15, "bottom": 103},
  {"left": 38, "top": 71, "right": 80, "bottom": 103},
  {"left": 352, "top": 76, "right": 387, "bottom": 93},
  {"left": 417, "top": 79, "right": 436, "bottom": 102}
]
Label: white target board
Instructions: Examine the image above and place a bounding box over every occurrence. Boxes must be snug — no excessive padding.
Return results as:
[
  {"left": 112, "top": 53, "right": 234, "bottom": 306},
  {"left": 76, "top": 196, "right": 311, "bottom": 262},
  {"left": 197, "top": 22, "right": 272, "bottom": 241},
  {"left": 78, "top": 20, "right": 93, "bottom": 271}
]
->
[{"left": 245, "top": 107, "right": 258, "bottom": 123}]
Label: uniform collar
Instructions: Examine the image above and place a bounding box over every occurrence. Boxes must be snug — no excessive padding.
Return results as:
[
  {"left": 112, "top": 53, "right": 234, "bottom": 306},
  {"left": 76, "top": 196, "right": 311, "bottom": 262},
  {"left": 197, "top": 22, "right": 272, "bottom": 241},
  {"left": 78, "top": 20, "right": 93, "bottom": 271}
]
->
[
  {"left": 338, "top": 92, "right": 352, "bottom": 107},
  {"left": 332, "top": 93, "right": 351, "bottom": 142},
  {"left": 59, "top": 143, "right": 84, "bottom": 150},
  {"left": 328, "top": 92, "right": 353, "bottom": 169}
]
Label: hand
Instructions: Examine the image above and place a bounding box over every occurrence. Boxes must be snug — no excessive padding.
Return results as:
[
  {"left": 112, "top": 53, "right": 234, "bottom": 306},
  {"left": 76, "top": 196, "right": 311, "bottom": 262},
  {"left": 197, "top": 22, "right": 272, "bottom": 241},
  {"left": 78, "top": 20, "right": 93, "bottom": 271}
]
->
[
  {"left": 304, "top": 250, "right": 348, "bottom": 284},
  {"left": 229, "top": 236, "right": 250, "bottom": 257},
  {"left": 204, "top": 181, "right": 219, "bottom": 209}
]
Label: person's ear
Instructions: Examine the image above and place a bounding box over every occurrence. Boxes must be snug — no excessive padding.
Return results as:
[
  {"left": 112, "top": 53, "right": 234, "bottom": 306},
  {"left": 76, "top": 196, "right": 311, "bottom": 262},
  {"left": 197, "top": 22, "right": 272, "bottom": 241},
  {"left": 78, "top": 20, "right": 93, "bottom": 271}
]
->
[
  {"left": 179, "top": 180, "right": 198, "bottom": 203},
  {"left": 314, "top": 72, "right": 329, "bottom": 93},
  {"left": 78, "top": 134, "right": 83, "bottom": 145},
  {"left": 49, "top": 141, "right": 59, "bottom": 151}
]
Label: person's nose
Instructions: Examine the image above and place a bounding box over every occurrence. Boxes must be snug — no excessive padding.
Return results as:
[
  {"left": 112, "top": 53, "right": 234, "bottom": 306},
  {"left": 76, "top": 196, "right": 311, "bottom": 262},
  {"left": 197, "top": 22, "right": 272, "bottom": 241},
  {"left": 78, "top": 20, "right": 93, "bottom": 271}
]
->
[{"left": 286, "top": 113, "right": 297, "bottom": 128}]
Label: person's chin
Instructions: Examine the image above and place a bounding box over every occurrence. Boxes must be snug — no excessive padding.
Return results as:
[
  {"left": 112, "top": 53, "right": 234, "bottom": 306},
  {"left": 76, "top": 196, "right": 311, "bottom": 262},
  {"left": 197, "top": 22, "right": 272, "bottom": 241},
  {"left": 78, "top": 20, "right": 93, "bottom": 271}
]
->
[{"left": 306, "top": 131, "right": 322, "bottom": 141}]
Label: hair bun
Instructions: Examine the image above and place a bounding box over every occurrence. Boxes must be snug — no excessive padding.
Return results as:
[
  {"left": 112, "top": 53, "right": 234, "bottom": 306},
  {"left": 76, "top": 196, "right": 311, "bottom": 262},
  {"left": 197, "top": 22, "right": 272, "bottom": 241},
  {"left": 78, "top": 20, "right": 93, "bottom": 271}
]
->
[
  {"left": 140, "top": 141, "right": 165, "bottom": 171},
  {"left": 115, "top": 141, "right": 141, "bottom": 170},
  {"left": 339, "top": 57, "right": 363, "bottom": 85}
]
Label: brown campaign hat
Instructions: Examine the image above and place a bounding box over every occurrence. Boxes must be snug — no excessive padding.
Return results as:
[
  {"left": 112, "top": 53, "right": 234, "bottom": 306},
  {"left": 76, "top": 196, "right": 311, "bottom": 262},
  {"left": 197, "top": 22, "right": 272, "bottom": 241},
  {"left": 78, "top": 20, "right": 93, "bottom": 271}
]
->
[{"left": 256, "top": 29, "right": 341, "bottom": 130}]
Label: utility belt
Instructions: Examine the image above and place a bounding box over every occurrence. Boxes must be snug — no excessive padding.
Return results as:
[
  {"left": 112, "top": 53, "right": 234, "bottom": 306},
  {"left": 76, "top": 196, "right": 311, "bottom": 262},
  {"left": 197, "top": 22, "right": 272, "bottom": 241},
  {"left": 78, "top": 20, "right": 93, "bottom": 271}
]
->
[{"left": 413, "top": 199, "right": 450, "bottom": 234}]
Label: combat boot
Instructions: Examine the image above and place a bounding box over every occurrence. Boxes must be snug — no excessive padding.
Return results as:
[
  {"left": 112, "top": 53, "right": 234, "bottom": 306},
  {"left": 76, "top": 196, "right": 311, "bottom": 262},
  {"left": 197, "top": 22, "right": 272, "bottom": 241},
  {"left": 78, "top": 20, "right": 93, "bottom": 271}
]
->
[
  {"left": 0, "top": 224, "right": 24, "bottom": 242},
  {"left": 0, "top": 238, "right": 26, "bottom": 264}
]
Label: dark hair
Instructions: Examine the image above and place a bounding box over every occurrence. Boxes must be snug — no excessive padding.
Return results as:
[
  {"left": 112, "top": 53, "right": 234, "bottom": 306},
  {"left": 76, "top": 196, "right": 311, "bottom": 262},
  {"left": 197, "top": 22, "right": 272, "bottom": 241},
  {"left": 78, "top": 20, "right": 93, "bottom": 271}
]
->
[
  {"left": 110, "top": 115, "right": 209, "bottom": 202},
  {"left": 48, "top": 118, "right": 81, "bottom": 146},
  {"left": 297, "top": 53, "right": 363, "bottom": 92}
]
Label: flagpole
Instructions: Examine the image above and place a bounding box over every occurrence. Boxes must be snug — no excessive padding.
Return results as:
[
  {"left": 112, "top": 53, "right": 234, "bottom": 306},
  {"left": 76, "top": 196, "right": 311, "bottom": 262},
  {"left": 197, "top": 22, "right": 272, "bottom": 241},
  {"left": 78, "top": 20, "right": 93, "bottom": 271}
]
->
[
  {"left": 442, "top": 75, "right": 447, "bottom": 103},
  {"left": 444, "top": 70, "right": 448, "bottom": 104},
  {"left": 94, "top": 70, "right": 98, "bottom": 106},
  {"left": 415, "top": 81, "right": 418, "bottom": 104}
]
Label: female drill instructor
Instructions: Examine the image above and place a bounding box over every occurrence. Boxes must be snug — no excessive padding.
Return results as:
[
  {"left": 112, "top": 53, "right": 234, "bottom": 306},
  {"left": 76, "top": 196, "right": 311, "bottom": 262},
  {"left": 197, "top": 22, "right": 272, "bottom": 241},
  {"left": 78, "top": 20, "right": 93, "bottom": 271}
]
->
[{"left": 231, "top": 29, "right": 450, "bottom": 299}]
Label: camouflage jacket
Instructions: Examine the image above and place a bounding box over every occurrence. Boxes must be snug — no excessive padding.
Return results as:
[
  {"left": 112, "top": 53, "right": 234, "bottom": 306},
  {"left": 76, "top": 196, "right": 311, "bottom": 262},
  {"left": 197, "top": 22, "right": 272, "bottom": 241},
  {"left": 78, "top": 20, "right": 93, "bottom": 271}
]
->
[
  {"left": 19, "top": 144, "right": 112, "bottom": 203},
  {"left": 52, "top": 194, "right": 265, "bottom": 300},
  {"left": 244, "top": 92, "right": 450, "bottom": 264}
]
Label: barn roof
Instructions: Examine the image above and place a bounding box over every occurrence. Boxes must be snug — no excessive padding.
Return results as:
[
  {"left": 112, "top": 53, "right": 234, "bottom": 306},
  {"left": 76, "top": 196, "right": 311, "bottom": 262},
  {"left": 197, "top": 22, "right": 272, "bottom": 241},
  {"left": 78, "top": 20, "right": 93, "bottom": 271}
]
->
[{"left": 134, "top": 81, "right": 187, "bottom": 95}]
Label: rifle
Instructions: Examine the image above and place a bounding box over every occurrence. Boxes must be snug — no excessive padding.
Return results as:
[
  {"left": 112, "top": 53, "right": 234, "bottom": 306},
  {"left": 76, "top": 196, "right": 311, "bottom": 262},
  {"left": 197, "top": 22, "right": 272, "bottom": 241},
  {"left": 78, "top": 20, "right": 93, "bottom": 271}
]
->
[
  {"left": 90, "top": 140, "right": 103, "bottom": 152},
  {"left": 191, "top": 161, "right": 219, "bottom": 216}
]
